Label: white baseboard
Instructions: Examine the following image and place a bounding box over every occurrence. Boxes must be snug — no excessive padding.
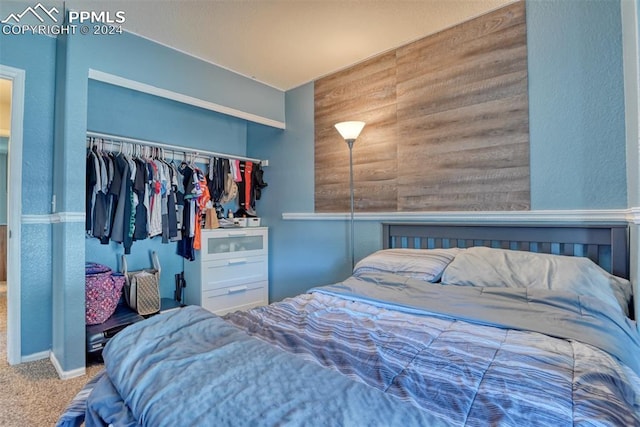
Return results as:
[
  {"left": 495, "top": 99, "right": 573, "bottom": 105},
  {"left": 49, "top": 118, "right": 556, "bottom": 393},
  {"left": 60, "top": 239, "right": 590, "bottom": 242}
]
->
[
  {"left": 49, "top": 352, "right": 86, "bottom": 380},
  {"left": 20, "top": 349, "right": 86, "bottom": 380}
]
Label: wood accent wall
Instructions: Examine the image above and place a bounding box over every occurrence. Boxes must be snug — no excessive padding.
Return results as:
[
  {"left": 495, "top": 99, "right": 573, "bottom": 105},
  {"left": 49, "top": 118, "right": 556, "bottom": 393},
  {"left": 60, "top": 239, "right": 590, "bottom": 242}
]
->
[{"left": 315, "top": 1, "right": 529, "bottom": 212}]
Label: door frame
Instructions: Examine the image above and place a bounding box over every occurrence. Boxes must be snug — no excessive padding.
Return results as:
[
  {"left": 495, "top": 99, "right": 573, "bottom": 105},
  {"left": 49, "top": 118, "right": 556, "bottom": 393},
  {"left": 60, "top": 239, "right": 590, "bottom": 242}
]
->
[{"left": 1, "top": 64, "right": 24, "bottom": 365}]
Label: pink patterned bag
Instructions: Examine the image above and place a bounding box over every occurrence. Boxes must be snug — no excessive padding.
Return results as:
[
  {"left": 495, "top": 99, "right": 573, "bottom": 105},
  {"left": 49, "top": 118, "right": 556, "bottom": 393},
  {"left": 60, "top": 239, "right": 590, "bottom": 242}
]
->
[{"left": 85, "top": 263, "right": 125, "bottom": 325}]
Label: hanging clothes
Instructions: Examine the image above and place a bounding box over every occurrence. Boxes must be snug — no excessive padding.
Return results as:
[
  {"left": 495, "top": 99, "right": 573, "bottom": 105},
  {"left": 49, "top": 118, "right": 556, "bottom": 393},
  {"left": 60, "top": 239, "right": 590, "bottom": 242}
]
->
[
  {"left": 147, "top": 159, "right": 163, "bottom": 238},
  {"left": 235, "top": 161, "right": 250, "bottom": 217},
  {"left": 86, "top": 143, "right": 180, "bottom": 254},
  {"left": 234, "top": 161, "right": 267, "bottom": 218},
  {"left": 110, "top": 153, "right": 134, "bottom": 254},
  {"left": 86, "top": 147, "right": 99, "bottom": 235},
  {"left": 177, "top": 162, "right": 196, "bottom": 261},
  {"left": 167, "top": 160, "right": 179, "bottom": 241},
  {"left": 132, "top": 157, "right": 148, "bottom": 241},
  {"left": 86, "top": 136, "right": 263, "bottom": 258},
  {"left": 193, "top": 169, "right": 210, "bottom": 251},
  {"left": 207, "top": 157, "right": 223, "bottom": 203}
]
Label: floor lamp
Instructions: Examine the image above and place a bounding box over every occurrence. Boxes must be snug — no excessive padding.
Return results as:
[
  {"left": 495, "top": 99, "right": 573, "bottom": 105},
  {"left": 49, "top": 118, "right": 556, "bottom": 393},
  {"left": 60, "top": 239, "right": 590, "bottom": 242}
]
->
[{"left": 334, "top": 121, "right": 366, "bottom": 270}]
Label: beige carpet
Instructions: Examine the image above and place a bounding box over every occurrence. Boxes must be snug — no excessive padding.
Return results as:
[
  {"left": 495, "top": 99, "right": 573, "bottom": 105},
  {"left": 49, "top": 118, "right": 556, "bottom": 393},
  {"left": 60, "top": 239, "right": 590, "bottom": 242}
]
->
[{"left": 0, "top": 285, "right": 103, "bottom": 426}]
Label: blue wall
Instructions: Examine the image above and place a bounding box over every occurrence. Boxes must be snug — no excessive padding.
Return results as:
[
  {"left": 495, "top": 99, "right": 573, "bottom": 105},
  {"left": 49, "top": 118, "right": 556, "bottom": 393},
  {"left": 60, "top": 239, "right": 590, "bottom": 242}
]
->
[
  {"left": 0, "top": 0, "right": 632, "bottom": 372},
  {"left": 247, "top": 84, "right": 391, "bottom": 300},
  {"left": 0, "top": 29, "right": 57, "bottom": 355},
  {"left": 0, "top": 33, "right": 56, "bottom": 215},
  {"left": 88, "top": 80, "right": 248, "bottom": 153},
  {"left": 527, "top": 0, "right": 627, "bottom": 208},
  {"left": 248, "top": 0, "right": 630, "bottom": 302},
  {"left": 249, "top": 84, "right": 350, "bottom": 300}
]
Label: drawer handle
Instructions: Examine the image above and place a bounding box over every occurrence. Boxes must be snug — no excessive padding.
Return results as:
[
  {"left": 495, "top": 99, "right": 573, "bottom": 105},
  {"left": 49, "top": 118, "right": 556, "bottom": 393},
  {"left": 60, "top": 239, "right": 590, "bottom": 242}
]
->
[
  {"left": 227, "top": 258, "right": 248, "bottom": 265},
  {"left": 228, "top": 232, "right": 248, "bottom": 237},
  {"left": 228, "top": 286, "right": 248, "bottom": 294}
]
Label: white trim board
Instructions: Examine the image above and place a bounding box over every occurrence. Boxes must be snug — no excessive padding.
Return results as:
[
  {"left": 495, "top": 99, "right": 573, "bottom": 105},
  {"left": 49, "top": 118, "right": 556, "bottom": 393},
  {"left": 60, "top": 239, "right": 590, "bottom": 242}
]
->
[
  {"left": 283, "top": 209, "right": 637, "bottom": 224},
  {"left": 21, "top": 212, "right": 85, "bottom": 224},
  {"left": 88, "top": 69, "right": 286, "bottom": 130},
  {"left": 0, "top": 64, "right": 24, "bottom": 366}
]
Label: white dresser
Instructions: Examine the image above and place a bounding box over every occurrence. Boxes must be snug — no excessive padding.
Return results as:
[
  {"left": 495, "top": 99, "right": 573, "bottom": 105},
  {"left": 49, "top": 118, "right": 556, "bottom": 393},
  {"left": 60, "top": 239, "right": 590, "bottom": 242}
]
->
[{"left": 183, "top": 227, "right": 268, "bottom": 315}]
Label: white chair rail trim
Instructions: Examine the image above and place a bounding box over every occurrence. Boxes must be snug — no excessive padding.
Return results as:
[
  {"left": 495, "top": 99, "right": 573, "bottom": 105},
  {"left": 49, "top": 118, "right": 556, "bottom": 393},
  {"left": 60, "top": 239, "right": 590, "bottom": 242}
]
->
[
  {"left": 283, "top": 209, "right": 640, "bottom": 224},
  {"left": 21, "top": 212, "right": 86, "bottom": 224}
]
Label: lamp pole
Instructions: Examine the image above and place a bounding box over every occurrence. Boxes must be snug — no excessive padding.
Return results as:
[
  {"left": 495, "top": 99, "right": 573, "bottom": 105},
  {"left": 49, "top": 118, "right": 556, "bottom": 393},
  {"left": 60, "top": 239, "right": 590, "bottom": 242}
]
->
[
  {"left": 334, "top": 121, "right": 365, "bottom": 272},
  {"left": 347, "top": 138, "right": 355, "bottom": 270}
]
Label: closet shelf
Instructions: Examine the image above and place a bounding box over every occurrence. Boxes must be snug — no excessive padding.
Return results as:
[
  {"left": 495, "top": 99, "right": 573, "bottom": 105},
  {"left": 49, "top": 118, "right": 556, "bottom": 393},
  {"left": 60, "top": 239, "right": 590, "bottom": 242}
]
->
[{"left": 86, "top": 131, "right": 267, "bottom": 166}]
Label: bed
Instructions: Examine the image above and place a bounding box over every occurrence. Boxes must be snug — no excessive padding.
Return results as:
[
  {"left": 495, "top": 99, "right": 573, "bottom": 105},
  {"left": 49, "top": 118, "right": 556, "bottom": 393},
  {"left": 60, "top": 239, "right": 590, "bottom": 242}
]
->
[{"left": 59, "top": 223, "right": 640, "bottom": 426}]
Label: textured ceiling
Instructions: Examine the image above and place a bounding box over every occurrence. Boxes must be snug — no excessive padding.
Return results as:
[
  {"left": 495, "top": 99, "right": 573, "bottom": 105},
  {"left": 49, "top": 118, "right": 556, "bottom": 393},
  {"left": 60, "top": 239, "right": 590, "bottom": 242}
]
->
[{"left": 7, "top": 0, "right": 516, "bottom": 90}]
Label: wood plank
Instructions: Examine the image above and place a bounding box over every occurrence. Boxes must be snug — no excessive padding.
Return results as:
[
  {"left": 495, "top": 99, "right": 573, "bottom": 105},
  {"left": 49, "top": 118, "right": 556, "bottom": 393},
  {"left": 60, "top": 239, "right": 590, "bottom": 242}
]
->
[
  {"left": 315, "top": 52, "right": 397, "bottom": 118},
  {"left": 395, "top": 1, "right": 528, "bottom": 211},
  {"left": 314, "top": 1, "right": 529, "bottom": 213},
  {"left": 315, "top": 52, "right": 398, "bottom": 212},
  {"left": 397, "top": 12, "right": 528, "bottom": 86}
]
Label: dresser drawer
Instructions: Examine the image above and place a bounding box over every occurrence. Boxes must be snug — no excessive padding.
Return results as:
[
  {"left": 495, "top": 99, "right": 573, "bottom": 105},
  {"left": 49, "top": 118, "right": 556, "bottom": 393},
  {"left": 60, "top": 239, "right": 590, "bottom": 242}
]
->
[
  {"left": 201, "top": 228, "right": 267, "bottom": 261},
  {"left": 202, "top": 281, "right": 268, "bottom": 315},
  {"left": 183, "top": 227, "right": 269, "bottom": 316},
  {"left": 201, "top": 256, "right": 267, "bottom": 291}
]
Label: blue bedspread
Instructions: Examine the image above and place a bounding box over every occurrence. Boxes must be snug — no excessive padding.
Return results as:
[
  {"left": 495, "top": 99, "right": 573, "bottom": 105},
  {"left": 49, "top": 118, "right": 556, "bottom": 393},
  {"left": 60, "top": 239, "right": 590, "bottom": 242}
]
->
[
  {"left": 90, "top": 303, "right": 441, "bottom": 426},
  {"left": 315, "top": 272, "right": 640, "bottom": 375},
  {"left": 87, "top": 272, "right": 640, "bottom": 426}
]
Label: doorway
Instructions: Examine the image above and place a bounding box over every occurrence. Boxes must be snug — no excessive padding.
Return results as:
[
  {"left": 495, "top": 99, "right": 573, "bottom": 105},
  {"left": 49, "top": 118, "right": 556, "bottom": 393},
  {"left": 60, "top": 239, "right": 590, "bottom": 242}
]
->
[
  {"left": 0, "top": 65, "right": 24, "bottom": 365},
  {"left": 0, "top": 79, "right": 8, "bottom": 270},
  {"left": 0, "top": 78, "right": 8, "bottom": 363}
]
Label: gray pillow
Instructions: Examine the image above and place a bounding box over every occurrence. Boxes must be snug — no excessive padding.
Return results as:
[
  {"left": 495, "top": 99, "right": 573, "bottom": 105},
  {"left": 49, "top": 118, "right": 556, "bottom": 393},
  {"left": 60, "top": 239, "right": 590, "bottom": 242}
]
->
[
  {"left": 441, "top": 246, "right": 632, "bottom": 316},
  {"left": 354, "top": 248, "right": 460, "bottom": 282}
]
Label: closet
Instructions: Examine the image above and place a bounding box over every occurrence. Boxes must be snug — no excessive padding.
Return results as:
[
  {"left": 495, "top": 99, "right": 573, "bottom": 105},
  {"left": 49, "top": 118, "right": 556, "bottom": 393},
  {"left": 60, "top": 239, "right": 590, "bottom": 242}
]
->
[{"left": 86, "top": 131, "right": 267, "bottom": 260}]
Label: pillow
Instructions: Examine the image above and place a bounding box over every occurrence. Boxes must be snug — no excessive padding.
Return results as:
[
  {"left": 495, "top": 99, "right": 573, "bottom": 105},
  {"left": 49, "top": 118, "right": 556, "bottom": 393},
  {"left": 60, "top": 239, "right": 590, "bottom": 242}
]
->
[
  {"left": 441, "top": 246, "right": 633, "bottom": 315},
  {"left": 353, "top": 248, "right": 460, "bottom": 282}
]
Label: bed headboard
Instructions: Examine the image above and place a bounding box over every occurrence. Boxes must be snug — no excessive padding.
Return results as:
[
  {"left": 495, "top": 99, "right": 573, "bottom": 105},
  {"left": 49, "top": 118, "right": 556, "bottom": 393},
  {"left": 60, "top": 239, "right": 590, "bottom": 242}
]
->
[
  {"left": 382, "top": 223, "right": 630, "bottom": 279},
  {"left": 382, "top": 222, "right": 633, "bottom": 318}
]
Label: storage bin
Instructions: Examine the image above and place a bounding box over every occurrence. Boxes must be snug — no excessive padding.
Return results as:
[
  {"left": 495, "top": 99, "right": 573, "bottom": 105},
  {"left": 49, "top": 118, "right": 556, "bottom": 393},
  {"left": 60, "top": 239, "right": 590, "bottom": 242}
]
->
[
  {"left": 85, "top": 263, "right": 125, "bottom": 325},
  {"left": 247, "top": 218, "right": 261, "bottom": 227}
]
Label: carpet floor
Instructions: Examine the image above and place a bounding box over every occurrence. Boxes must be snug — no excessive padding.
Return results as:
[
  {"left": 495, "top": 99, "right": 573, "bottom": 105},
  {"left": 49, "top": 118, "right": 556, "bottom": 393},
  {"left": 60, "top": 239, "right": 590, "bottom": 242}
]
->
[{"left": 0, "top": 285, "right": 103, "bottom": 426}]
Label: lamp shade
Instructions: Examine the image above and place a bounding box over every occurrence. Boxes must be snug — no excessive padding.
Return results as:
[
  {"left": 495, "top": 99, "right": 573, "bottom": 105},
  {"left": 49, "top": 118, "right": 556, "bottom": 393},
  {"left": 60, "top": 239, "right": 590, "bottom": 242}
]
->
[{"left": 334, "top": 121, "right": 365, "bottom": 141}]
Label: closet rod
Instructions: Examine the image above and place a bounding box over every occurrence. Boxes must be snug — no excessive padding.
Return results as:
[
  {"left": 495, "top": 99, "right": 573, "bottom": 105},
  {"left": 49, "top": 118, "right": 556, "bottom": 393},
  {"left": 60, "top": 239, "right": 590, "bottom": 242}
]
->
[{"left": 86, "top": 130, "right": 266, "bottom": 165}]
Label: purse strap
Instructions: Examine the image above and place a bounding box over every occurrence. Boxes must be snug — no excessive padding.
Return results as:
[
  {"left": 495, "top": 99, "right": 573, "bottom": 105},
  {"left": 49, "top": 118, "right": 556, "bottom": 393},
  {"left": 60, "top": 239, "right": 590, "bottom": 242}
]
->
[
  {"left": 151, "top": 251, "right": 161, "bottom": 277},
  {"left": 121, "top": 254, "right": 129, "bottom": 277},
  {"left": 121, "top": 252, "right": 160, "bottom": 277}
]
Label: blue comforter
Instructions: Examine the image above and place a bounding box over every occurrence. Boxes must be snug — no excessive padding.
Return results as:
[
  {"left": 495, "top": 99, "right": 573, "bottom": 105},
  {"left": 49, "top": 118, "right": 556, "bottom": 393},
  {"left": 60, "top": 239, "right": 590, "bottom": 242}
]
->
[
  {"left": 88, "top": 304, "right": 440, "bottom": 426},
  {"left": 87, "top": 272, "right": 640, "bottom": 426}
]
